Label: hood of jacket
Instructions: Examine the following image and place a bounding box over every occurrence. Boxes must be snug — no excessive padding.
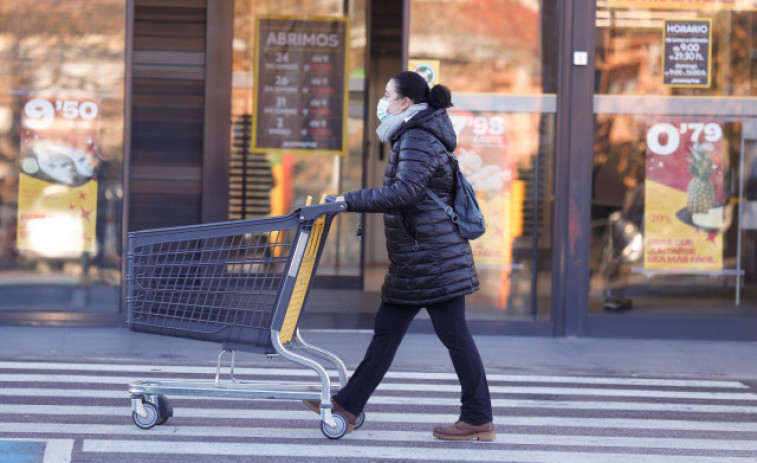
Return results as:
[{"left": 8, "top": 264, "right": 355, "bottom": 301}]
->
[{"left": 390, "top": 107, "right": 457, "bottom": 153}]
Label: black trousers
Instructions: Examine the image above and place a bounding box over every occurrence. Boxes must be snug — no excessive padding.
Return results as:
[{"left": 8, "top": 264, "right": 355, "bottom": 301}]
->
[{"left": 332, "top": 295, "right": 493, "bottom": 425}]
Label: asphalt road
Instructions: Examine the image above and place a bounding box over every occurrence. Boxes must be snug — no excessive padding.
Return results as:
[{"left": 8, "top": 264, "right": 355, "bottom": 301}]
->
[{"left": 1, "top": 357, "right": 756, "bottom": 463}]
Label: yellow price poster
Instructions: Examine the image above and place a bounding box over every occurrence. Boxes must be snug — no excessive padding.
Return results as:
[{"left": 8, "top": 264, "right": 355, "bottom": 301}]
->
[
  {"left": 17, "top": 95, "right": 100, "bottom": 258},
  {"left": 644, "top": 120, "right": 725, "bottom": 270}
]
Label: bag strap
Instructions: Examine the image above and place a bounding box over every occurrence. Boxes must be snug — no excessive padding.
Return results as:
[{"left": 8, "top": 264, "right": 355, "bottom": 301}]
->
[
  {"left": 425, "top": 150, "right": 459, "bottom": 222},
  {"left": 426, "top": 188, "right": 458, "bottom": 222}
]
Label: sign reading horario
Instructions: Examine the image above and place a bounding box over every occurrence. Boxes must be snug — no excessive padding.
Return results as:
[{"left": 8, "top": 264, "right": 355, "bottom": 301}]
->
[
  {"left": 252, "top": 16, "right": 349, "bottom": 155},
  {"left": 663, "top": 19, "right": 712, "bottom": 88}
]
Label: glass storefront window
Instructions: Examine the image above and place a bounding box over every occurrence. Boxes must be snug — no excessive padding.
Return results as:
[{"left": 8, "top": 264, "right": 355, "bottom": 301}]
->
[
  {"left": 0, "top": 1, "right": 126, "bottom": 314},
  {"left": 409, "top": 0, "right": 559, "bottom": 321},
  {"left": 591, "top": 2, "right": 757, "bottom": 318},
  {"left": 231, "top": 0, "right": 366, "bottom": 281}
]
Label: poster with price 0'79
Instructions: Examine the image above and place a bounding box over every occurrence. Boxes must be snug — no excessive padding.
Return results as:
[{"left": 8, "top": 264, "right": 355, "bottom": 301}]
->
[
  {"left": 644, "top": 120, "right": 725, "bottom": 271},
  {"left": 17, "top": 95, "right": 100, "bottom": 258}
]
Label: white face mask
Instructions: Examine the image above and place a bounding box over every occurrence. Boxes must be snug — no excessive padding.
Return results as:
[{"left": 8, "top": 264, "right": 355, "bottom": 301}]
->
[{"left": 376, "top": 98, "right": 401, "bottom": 122}]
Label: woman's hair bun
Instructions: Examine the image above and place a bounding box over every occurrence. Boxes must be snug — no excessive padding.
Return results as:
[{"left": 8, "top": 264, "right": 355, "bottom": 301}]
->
[
  {"left": 392, "top": 71, "right": 453, "bottom": 109},
  {"left": 428, "top": 84, "right": 452, "bottom": 109}
]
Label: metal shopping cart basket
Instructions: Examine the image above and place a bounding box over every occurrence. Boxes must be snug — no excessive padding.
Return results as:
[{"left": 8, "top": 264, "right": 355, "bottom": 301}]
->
[{"left": 125, "top": 202, "right": 362, "bottom": 439}]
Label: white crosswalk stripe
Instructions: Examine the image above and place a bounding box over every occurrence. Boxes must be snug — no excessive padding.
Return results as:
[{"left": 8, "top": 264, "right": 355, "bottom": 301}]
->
[
  {"left": 3, "top": 387, "right": 756, "bottom": 413},
  {"left": 0, "top": 360, "right": 756, "bottom": 462},
  {"left": 79, "top": 439, "right": 756, "bottom": 463},
  {"left": 1, "top": 372, "right": 752, "bottom": 399},
  {"left": 0, "top": 361, "right": 747, "bottom": 387}
]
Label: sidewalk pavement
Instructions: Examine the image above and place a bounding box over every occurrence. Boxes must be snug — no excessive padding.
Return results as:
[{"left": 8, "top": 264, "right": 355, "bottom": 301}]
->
[{"left": 2, "top": 324, "right": 756, "bottom": 380}]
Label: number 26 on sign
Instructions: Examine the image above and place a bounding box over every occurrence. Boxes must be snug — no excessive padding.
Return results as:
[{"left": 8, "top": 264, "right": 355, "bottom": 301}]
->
[{"left": 646, "top": 122, "right": 722, "bottom": 156}]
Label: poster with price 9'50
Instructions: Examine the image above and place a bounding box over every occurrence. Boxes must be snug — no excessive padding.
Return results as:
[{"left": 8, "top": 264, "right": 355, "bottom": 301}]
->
[{"left": 17, "top": 95, "right": 101, "bottom": 258}]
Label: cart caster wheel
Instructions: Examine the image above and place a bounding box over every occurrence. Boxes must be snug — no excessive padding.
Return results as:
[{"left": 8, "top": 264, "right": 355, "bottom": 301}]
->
[
  {"left": 155, "top": 395, "right": 173, "bottom": 425},
  {"left": 133, "top": 402, "right": 159, "bottom": 430},
  {"left": 321, "top": 412, "right": 348, "bottom": 439},
  {"left": 354, "top": 411, "right": 365, "bottom": 430}
]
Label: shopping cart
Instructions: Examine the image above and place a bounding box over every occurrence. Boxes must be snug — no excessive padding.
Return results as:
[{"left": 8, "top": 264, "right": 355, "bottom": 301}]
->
[{"left": 125, "top": 202, "right": 363, "bottom": 439}]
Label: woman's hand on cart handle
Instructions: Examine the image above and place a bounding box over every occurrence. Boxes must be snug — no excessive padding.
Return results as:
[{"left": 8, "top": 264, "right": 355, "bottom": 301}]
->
[{"left": 324, "top": 195, "right": 346, "bottom": 203}]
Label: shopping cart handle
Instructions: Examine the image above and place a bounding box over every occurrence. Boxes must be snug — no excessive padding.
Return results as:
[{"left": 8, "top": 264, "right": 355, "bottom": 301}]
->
[{"left": 297, "top": 201, "right": 348, "bottom": 219}]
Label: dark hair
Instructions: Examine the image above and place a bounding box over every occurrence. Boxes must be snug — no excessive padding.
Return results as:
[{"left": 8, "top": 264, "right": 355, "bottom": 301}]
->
[{"left": 392, "top": 71, "right": 453, "bottom": 109}]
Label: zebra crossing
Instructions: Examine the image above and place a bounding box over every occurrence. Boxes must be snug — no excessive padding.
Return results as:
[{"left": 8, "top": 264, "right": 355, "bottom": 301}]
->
[{"left": 0, "top": 360, "right": 756, "bottom": 462}]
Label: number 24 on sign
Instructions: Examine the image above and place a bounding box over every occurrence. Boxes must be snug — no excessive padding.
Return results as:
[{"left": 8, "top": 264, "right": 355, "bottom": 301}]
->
[{"left": 647, "top": 122, "right": 722, "bottom": 156}]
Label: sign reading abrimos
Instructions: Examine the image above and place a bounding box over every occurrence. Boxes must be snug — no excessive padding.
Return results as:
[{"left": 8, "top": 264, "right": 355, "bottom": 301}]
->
[{"left": 252, "top": 16, "right": 349, "bottom": 155}]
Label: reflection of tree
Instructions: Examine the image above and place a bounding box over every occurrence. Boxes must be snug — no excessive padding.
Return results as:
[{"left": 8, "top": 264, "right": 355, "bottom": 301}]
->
[
  {"left": 592, "top": 115, "right": 646, "bottom": 215},
  {"left": 595, "top": 9, "right": 756, "bottom": 97},
  {"left": 0, "top": 1, "right": 126, "bottom": 269},
  {"left": 232, "top": 0, "right": 350, "bottom": 74},
  {"left": 720, "top": 12, "right": 753, "bottom": 96},
  {"left": 409, "top": 0, "right": 548, "bottom": 93},
  {"left": 0, "top": 1, "right": 126, "bottom": 161},
  {"left": 0, "top": 1, "right": 125, "bottom": 92}
]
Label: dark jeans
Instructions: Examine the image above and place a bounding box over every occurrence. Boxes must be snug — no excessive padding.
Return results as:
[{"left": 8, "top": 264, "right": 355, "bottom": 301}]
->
[{"left": 332, "top": 296, "right": 493, "bottom": 425}]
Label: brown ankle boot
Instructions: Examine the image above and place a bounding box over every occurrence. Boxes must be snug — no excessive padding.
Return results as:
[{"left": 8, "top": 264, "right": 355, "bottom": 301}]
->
[
  {"left": 303, "top": 399, "right": 321, "bottom": 414},
  {"left": 303, "top": 399, "right": 357, "bottom": 431},
  {"left": 432, "top": 420, "right": 496, "bottom": 441}
]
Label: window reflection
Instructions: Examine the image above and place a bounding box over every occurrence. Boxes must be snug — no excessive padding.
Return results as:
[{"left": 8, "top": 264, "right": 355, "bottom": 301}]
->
[
  {"left": 231, "top": 0, "right": 366, "bottom": 278},
  {"left": 409, "top": 0, "right": 558, "bottom": 321},
  {"left": 410, "top": 0, "right": 557, "bottom": 94},
  {"left": 0, "top": 1, "right": 125, "bottom": 312},
  {"left": 592, "top": 3, "right": 757, "bottom": 318},
  {"left": 596, "top": 5, "right": 757, "bottom": 97}
]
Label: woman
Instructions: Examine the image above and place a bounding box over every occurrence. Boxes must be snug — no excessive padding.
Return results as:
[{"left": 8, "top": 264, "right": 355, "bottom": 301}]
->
[{"left": 306, "top": 71, "right": 495, "bottom": 441}]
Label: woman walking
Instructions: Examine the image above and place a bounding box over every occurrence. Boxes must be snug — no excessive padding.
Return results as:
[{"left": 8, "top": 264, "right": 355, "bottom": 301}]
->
[{"left": 306, "top": 71, "right": 494, "bottom": 441}]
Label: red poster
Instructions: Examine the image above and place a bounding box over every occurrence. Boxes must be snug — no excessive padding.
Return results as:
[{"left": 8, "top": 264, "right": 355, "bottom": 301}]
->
[
  {"left": 17, "top": 95, "right": 101, "bottom": 258},
  {"left": 644, "top": 120, "right": 725, "bottom": 270}
]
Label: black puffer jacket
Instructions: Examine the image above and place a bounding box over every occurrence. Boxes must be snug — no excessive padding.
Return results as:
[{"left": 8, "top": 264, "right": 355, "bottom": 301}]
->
[{"left": 344, "top": 107, "right": 479, "bottom": 306}]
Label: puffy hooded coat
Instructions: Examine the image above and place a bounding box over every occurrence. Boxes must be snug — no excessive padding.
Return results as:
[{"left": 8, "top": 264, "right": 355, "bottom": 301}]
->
[{"left": 344, "top": 107, "right": 479, "bottom": 306}]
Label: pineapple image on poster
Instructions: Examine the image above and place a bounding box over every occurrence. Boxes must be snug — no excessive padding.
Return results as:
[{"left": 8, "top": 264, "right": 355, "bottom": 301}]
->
[
  {"left": 644, "top": 121, "right": 725, "bottom": 271},
  {"left": 686, "top": 142, "right": 717, "bottom": 214}
]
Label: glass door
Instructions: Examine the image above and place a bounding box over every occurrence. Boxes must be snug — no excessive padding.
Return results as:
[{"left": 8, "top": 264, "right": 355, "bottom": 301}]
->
[
  {"left": 590, "top": 1, "right": 757, "bottom": 322},
  {"left": 408, "top": 0, "right": 560, "bottom": 326},
  {"left": 230, "top": 0, "right": 367, "bottom": 286},
  {"left": 0, "top": 1, "right": 126, "bottom": 317}
]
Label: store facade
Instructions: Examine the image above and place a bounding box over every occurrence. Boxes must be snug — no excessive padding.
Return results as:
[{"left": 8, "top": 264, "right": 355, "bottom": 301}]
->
[{"left": 0, "top": 0, "right": 756, "bottom": 339}]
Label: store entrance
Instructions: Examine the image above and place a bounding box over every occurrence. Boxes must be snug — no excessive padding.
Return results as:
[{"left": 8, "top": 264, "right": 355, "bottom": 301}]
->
[{"left": 0, "top": 1, "right": 126, "bottom": 324}]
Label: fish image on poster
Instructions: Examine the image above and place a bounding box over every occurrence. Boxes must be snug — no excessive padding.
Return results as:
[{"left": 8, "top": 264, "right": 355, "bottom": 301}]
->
[{"left": 17, "top": 95, "right": 101, "bottom": 258}]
